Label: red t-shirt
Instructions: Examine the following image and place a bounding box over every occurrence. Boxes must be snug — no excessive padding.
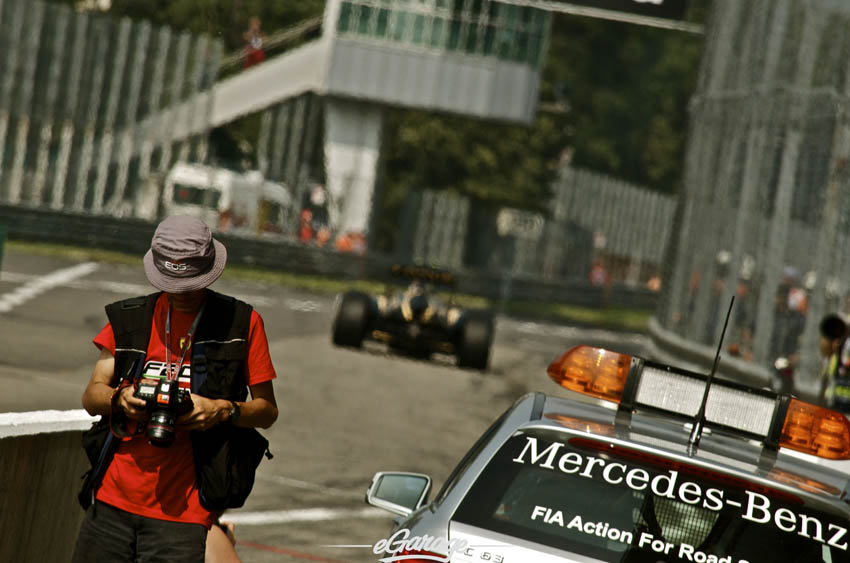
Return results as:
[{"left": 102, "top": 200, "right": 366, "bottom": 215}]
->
[{"left": 93, "top": 293, "right": 276, "bottom": 528}]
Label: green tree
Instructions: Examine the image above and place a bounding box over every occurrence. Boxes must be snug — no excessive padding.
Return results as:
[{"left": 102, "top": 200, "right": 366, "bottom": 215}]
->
[
  {"left": 104, "top": 0, "right": 325, "bottom": 50},
  {"left": 384, "top": 109, "right": 565, "bottom": 210},
  {"left": 540, "top": 13, "right": 703, "bottom": 194},
  {"left": 373, "top": 107, "right": 567, "bottom": 251}
]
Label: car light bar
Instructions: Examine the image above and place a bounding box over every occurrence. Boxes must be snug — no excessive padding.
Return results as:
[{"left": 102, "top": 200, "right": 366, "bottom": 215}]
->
[
  {"left": 546, "top": 346, "right": 632, "bottom": 403},
  {"left": 548, "top": 345, "right": 850, "bottom": 460},
  {"left": 781, "top": 398, "right": 850, "bottom": 459},
  {"left": 636, "top": 365, "right": 776, "bottom": 437}
]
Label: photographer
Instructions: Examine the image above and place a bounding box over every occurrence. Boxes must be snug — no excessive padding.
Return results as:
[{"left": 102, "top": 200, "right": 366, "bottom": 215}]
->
[{"left": 73, "top": 215, "right": 278, "bottom": 562}]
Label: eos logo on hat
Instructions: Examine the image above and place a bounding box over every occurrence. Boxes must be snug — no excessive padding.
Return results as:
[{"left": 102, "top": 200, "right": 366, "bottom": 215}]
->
[
  {"left": 165, "top": 261, "right": 189, "bottom": 272},
  {"left": 143, "top": 215, "right": 228, "bottom": 293}
]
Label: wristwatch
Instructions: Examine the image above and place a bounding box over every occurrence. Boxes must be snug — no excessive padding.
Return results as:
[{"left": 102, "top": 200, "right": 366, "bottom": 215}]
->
[{"left": 227, "top": 401, "right": 241, "bottom": 425}]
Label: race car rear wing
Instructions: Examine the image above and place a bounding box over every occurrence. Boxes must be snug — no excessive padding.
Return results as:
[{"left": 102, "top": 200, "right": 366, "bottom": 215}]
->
[{"left": 391, "top": 264, "right": 457, "bottom": 286}]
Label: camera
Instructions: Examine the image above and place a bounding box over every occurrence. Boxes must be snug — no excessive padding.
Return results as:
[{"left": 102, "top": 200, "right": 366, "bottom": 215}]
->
[{"left": 133, "top": 376, "right": 194, "bottom": 447}]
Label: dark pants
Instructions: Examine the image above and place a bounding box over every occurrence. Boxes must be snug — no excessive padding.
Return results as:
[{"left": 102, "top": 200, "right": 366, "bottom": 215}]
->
[{"left": 71, "top": 501, "right": 207, "bottom": 563}]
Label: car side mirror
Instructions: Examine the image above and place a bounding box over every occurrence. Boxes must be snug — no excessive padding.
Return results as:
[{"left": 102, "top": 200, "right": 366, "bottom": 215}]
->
[{"left": 365, "top": 471, "right": 431, "bottom": 517}]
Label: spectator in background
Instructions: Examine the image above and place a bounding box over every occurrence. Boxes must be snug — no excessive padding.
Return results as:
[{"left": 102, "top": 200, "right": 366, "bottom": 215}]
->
[
  {"left": 242, "top": 16, "right": 266, "bottom": 69},
  {"left": 589, "top": 260, "right": 611, "bottom": 307},
  {"left": 589, "top": 261, "right": 610, "bottom": 288},
  {"left": 703, "top": 250, "right": 730, "bottom": 343},
  {"left": 646, "top": 275, "right": 661, "bottom": 292},
  {"left": 307, "top": 184, "right": 330, "bottom": 230},
  {"left": 218, "top": 209, "right": 234, "bottom": 233},
  {"left": 819, "top": 313, "right": 850, "bottom": 411},
  {"left": 299, "top": 209, "right": 314, "bottom": 242},
  {"left": 336, "top": 231, "right": 367, "bottom": 255},
  {"left": 771, "top": 266, "right": 807, "bottom": 360},
  {"left": 315, "top": 225, "right": 331, "bottom": 248},
  {"left": 298, "top": 184, "right": 331, "bottom": 246},
  {"left": 672, "top": 268, "right": 701, "bottom": 327},
  {"left": 733, "top": 280, "right": 755, "bottom": 361}
]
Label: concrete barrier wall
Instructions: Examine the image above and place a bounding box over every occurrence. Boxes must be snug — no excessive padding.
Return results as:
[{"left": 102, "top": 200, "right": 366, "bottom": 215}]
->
[{"left": 0, "top": 410, "right": 97, "bottom": 562}]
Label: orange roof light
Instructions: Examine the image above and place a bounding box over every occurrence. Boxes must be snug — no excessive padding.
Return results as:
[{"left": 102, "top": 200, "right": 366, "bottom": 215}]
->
[
  {"left": 780, "top": 398, "right": 850, "bottom": 460},
  {"left": 547, "top": 346, "right": 632, "bottom": 403}
]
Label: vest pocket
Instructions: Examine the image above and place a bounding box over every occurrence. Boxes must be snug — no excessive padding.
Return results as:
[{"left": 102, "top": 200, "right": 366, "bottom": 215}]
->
[
  {"left": 196, "top": 342, "right": 247, "bottom": 400},
  {"left": 193, "top": 425, "right": 270, "bottom": 510}
]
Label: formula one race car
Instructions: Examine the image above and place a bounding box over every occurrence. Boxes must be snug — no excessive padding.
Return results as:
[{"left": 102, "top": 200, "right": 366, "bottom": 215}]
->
[{"left": 331, "top": 266, "right": 495, "bottom": 370}]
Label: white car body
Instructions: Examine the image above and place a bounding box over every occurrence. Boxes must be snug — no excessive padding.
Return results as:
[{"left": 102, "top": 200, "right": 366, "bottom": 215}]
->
[
  {"left": 366, "top": 346, "right": 850, "bottom": 563},
  {"left": 162, "top": 162, "right": 291, "bottom": 235}
]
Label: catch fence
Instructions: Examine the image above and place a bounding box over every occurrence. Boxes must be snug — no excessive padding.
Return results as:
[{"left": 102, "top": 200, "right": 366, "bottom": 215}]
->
[
  {"left": 655, "top": 0, "right": 850, "bottom": 392},
  {"left": 410, "top": 166, "right": 675, "bottom": 291},
  {"left": 0, "top": 0, "right": 222, "bottom": 215}
]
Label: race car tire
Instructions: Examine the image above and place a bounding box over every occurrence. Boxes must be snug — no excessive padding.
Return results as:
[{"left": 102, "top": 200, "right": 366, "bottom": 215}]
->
[
  {"left": 457, "top": 313, "right": 494, "bottom": 371},
  {"left": 332, "top": 291, "right": 371, "bottom": 347}
]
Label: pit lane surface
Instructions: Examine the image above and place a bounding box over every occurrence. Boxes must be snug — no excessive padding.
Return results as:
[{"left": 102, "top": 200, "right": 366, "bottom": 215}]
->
[{"left": 0, "top": 249, "right": 649, "bottom": 562}]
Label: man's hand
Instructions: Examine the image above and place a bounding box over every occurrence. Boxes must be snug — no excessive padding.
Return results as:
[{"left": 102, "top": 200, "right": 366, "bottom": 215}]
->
[
  {"left": 116, "top": 386, "right": 149, "bottom": 421},
  {"left": 177, "top": 394, "right": 230, "bottom": 431}
]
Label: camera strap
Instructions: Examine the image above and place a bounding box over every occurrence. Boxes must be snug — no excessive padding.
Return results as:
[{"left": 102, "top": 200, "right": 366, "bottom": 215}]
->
[{"left": 165, "top": 302, "right": 206, "bottom": 383}]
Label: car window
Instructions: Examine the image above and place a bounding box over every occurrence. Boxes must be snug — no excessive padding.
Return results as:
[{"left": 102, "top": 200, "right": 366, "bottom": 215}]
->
[
  {"left": 173, "top": 183, "right": 220, "bottom": 209},
  {"left": 453, "top": 429, "right": 849, "bottom": 563}
]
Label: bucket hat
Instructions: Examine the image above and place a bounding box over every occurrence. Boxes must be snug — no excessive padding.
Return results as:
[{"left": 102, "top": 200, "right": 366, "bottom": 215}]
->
[{"left": 143, "top": 215, "right": 227, "bottom": 293}]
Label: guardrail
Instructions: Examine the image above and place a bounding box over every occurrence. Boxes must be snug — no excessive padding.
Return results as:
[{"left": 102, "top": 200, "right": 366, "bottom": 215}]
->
[
  {"left": 0, "top": 409, "right": 96, "bottom": 561},
  {"left": 647, "top": 317, "right": 831, "bottom": 403}
]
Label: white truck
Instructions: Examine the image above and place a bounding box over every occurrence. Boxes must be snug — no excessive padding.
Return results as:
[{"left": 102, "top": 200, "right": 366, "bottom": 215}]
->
[{"left": 158, "top": 162, "right": 292, "bottom": 236}]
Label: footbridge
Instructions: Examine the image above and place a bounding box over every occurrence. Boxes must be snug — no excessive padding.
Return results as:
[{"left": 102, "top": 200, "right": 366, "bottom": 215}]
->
[{"left": 0, "top": 0, "right": 550, "bottom": 235}]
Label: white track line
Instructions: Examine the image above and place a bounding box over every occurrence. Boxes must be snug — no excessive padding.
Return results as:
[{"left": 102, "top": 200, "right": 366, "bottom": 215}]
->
[
  {"left": 223, "top": 507, "right": 386, "bottom": 525},
  {"left": 0, "top": 262, "right": 98, "bottom": 314},
  {"left": 2, "top": 270, "right": 280, "bottom": 309}
]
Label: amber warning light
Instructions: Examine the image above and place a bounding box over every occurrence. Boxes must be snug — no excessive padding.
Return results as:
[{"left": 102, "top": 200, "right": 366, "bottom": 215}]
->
[
  {"left": 547, "top": 345, "right": 632, "bottom": 403},
  {"left": 781, "top": 399, "right": 850, "bottom": 460},
  {"left": 548, "top": 345, "right": 850, "bottom": 460}
]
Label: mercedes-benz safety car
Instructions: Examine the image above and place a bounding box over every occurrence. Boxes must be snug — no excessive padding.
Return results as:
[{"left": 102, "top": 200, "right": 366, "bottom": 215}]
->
[
  {"left": 332, "top": 265, "right": 494, "bottom": 371},
  {"left": 365, "top": 345, "right": 850, "bottom": 562}
]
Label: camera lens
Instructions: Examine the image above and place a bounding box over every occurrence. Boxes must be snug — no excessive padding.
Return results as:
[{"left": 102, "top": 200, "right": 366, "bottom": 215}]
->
[{"left": 147, "top": 409, "right": 177, "bottom": 447}]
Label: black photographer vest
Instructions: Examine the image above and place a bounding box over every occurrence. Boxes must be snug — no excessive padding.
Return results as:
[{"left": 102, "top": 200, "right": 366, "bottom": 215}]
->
[
  {"left": 107, "top": 290, "right": 253, "bottom": 402},
  {"left": 79, "top": 290, "right": 267, "bottom": 512}
]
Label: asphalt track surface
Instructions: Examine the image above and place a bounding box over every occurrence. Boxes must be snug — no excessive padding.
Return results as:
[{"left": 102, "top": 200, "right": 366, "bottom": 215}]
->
[{"left": 0, "top": 248, "right": 649, "bottom": 562}]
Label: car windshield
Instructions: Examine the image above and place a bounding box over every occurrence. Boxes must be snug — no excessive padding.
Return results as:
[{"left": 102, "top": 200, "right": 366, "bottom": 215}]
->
[{"left": 453, "top": 429, "right": 848, "bottom": 563}]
